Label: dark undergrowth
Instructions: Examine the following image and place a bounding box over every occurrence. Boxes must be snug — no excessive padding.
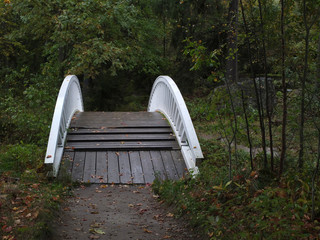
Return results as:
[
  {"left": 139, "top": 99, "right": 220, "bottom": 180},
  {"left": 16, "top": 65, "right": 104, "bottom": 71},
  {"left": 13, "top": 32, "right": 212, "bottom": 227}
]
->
[
  {"left": 152, "top": 94, "right": 320, "bottom": 239},
  {"left": 152, "top": 141, "right": 320, "bottom": 239}
]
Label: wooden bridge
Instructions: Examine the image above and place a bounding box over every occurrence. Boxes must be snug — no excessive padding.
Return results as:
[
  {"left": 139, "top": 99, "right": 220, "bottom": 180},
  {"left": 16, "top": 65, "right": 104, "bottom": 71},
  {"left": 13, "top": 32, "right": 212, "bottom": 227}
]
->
[{"left": 44, "top": 76, "right": 203, "bottom": 183}]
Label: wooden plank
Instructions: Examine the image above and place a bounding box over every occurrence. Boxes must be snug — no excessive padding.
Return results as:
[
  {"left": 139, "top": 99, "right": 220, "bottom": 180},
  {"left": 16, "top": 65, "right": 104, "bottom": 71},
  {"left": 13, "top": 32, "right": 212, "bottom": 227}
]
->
[
  {"left": 68, "top": 127, "right": 172, "bottom": 134},
  {"left": 150, "top": 151, "right": 166, "bottom": 181},
  {"left": 72, "top": 112, "right": 165, "bottom": 120},
  {"left": 61, "top": 151, "right": 74, "bottom": 175},
  {"left": 139, "top": 151, "right": 155, "bottom": 184},
  {"left": 71, "top": 121, "right": 169, "bottom": 129},
  {"left": 118, "top": 151, "right": 132, "bottom": 184},
  {"left": 107, "top": 151, "right": 120, "bottom": 183},
  {"left": 96, "top": 152, "right": 108, "bottom": 183},
  {"left": 72, "top": 151, "right": 85, "bottom": 182},
  {"left": 171, "top": 151, "right": 187, "bottom": 178},
  {"left": 129, "top": 151, "right": 144, "bottom": 184},
  {"left": 161, "top": 150, "right": 179, "bottom": 180},
  {"left": 67, "top": 133, "right": 175, "bottom": 141},
  {"left": 65, "top": 141, "right": 180, "bottom": 150},
  {"left": 70, "top": 112, "right": 170, "bottom": 128},
  {"left": 83, "top": 152, "right": 96, "bottom": 183}
]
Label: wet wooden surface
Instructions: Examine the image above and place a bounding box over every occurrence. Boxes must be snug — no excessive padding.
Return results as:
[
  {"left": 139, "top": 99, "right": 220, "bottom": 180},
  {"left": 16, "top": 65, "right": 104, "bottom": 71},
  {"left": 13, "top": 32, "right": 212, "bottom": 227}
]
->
[
  {"left": 61, "top": 150, "right": 187, "bottom": 184},
  {"left": 60, "top": 112, "right": 187, "bottom": 183}
]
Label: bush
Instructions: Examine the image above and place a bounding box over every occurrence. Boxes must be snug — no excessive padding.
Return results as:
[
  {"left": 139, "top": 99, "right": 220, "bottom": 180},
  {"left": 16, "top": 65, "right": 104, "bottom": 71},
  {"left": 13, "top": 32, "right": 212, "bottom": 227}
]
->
[{"left": 0, "top": 144, "right": 43, "bottom": 177}]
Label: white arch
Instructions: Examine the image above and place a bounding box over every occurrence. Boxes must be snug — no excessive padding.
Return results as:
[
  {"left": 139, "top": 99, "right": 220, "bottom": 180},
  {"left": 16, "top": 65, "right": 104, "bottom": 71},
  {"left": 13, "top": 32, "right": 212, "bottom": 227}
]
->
[
  {"left": 44, "top": 75, "right": 84, "bottom": 176},
  {"left": 148, "top": 76, "right": 203, "bottom": 174}
]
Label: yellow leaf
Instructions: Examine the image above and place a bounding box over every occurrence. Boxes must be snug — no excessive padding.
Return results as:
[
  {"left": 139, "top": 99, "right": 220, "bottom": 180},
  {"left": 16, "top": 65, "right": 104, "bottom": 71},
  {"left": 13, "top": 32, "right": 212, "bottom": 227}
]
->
[
  {"left": 225, "top": 180, "right": 232, "bottom": 187},
  {"left": 166, "top": 212, "right": 174, "bottom": 217},
  {"left": 143, "top": 228, "right": 152, "bottom": 233}
]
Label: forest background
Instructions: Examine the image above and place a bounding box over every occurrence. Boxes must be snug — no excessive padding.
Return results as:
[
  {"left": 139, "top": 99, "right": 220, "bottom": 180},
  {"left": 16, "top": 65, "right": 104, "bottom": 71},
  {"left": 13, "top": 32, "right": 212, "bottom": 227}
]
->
[{"left": 1, "top": 0, "right": 320, "bottom": 239}]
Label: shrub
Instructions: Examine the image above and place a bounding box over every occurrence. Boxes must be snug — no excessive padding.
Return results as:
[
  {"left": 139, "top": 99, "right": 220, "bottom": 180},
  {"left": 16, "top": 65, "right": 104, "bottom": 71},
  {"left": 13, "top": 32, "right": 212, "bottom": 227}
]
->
[{"left": 0, "top": 144, "right": 43, "bottom": 177}]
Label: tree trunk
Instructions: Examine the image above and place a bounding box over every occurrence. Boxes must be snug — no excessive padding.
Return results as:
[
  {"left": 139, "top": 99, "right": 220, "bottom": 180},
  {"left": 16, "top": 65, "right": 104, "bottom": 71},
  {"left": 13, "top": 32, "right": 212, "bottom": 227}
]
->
[
  {"left": 241, "top": 89, "right": 254, "bottom": 170},
  {"left": 311, "top": 130, "right": 320, "bottom": 221},
  {"left": 225, "top": 0, "right": 239, "bottom": 165},
  {"left": 226, "top": 0, "right": 239, "bottom": 83},
  {"left": 279, "top": 0, "right": 287, "bottom": 176},
  {"left": 258, "top": 0, "right": 273, "bottom": 170},
  {"left": 298, "top": 0, "right": 310, "bottom": 170},
  {"left": 240, "top": 0, "right": 267, "bottom": 168}
]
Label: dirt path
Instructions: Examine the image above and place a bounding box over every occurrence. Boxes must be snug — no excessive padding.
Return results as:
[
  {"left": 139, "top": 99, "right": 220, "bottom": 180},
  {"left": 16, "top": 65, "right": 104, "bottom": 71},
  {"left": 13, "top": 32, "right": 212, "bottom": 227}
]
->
[{"left": 51, "top": 184, "right": 201, "bottom": 240}]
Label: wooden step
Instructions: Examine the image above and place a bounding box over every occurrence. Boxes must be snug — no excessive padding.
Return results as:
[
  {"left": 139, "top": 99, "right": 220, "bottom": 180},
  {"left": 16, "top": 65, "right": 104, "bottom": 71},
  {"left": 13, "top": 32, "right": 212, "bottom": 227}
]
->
[
  {"left": 66, "top": 112, "right": 178, "bottom": 151},
  {"left": 60, "top": 111, "right": 186, "bottom": 184},
  {"left": 70, "top": 112, "right": 170, "bottom": 129},
  {"left": 67, "top": 133, "right": 176, "bottom": 142},
  {"left": 68, "top": 127, "right": 173, "bottom": 134},
  {"left": 65, "top": 141, "right": 180, "bottom": 151}
]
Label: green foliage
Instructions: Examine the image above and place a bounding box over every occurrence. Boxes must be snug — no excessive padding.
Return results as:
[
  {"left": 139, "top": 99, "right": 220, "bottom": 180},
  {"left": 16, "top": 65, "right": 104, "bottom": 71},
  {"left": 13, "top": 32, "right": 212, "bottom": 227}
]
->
[
  {"left": 153, "top": 155, "right": 320, "bottom": 239},
  {"left": 0, "top": 144, "right": 43, "bottom": 177}
]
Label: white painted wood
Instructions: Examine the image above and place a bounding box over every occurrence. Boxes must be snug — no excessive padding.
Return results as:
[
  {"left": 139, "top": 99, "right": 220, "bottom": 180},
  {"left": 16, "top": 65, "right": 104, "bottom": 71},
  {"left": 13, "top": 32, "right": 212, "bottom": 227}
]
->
[
  {"left": 44, "top": 75, "right": 84, "bottom": 176},
  {"left": 148, "top": 76, "right": 203, "bottom": 174}
]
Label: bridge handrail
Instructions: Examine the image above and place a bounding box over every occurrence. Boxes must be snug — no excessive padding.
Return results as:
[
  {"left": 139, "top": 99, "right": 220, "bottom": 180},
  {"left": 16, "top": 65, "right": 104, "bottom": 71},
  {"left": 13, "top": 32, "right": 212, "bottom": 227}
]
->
[
  {"left": 44, "top": 75, "right": 84, "bottom": 176},
  {"left": 148, "top": 76, "right": 203, "bottom": 173}
]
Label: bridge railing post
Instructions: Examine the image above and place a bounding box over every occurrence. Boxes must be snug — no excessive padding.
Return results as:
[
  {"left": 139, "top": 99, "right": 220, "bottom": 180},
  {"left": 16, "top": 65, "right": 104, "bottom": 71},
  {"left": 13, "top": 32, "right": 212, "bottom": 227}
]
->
[
  {"left": 44, "top": 75, "right": 84, "bottom": 177},
  {"left": 148, "top": 76, "right": 203, "bottom": 174}
]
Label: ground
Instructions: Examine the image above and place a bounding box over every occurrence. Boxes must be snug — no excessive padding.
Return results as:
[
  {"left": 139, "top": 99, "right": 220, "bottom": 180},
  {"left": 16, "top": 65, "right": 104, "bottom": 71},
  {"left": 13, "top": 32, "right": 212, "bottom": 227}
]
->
[{"left": 51, "top": 184, "right": 202, "bottom": 240}]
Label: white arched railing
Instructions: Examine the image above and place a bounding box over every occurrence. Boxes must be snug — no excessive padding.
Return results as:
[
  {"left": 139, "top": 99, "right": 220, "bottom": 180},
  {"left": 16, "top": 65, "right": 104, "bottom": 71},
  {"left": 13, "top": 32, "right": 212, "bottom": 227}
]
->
[
  {"left": 148, "top": 76, "right": 203, "bottom": 174},
  {"left": 44, "top": 75, "right": 84, "bottom": 177}
]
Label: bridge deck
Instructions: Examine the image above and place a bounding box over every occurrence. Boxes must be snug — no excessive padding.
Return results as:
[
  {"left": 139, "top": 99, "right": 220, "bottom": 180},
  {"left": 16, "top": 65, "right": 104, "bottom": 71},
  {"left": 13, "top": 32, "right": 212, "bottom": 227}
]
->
[{"left": 61, "top": 112, "right": 187, "bottom": 184}]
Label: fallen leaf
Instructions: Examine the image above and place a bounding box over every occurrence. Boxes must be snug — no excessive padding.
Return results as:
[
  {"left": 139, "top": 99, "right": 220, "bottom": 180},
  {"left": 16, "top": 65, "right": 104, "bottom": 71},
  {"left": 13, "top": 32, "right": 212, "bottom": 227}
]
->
[
  {"left": 0, "top": 194, "right": 8, "bottom": 199},
  {"left": 166, "top": 213, "right": 174, "bottom": 217},
  {"left": 14, "top": 219, "right": 21, "bottom": 225},
  {"left": 128, "top": 204, "right": 134, "bottom": 208},
  {"left": 90, "top": 228, "right": 105, "bottom": 234},
  {"left": 94, "top": 229, "right": 105, "bottom": 235},
  {"left": 31, "top": 184, "right": 40, "bottom": 189},
  {"left": 52, "top": 195, "right": 59, "bottom": 201},
  {"left": 163, "top": 235, "right": 171, "bottom": 239},
  {"left": 139, "top": 209, "right": 148, "bottom": 214},
  {"left": 250, "top": 171, "right": 257, "bottom": 177},
  {"left": 100, "top": 185, "right": 108, "bottom": 189},
  {"left": 32, "top": 210, "right": 39, "bottom": 220},
  {"left": 46, "top": 155, "right": 52, "bottom": 158},
  {"left": 90, "top": 211, "right": 99, "bottom": 214},
  {"left": 90, "top": 223, "right": 101, "bottom": 228},
  {"left": 143, "top": 228, "right": 152, "bottom": 233},
  {"left": 2, "top": 225, "right": 12, "bottom": 233}
]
